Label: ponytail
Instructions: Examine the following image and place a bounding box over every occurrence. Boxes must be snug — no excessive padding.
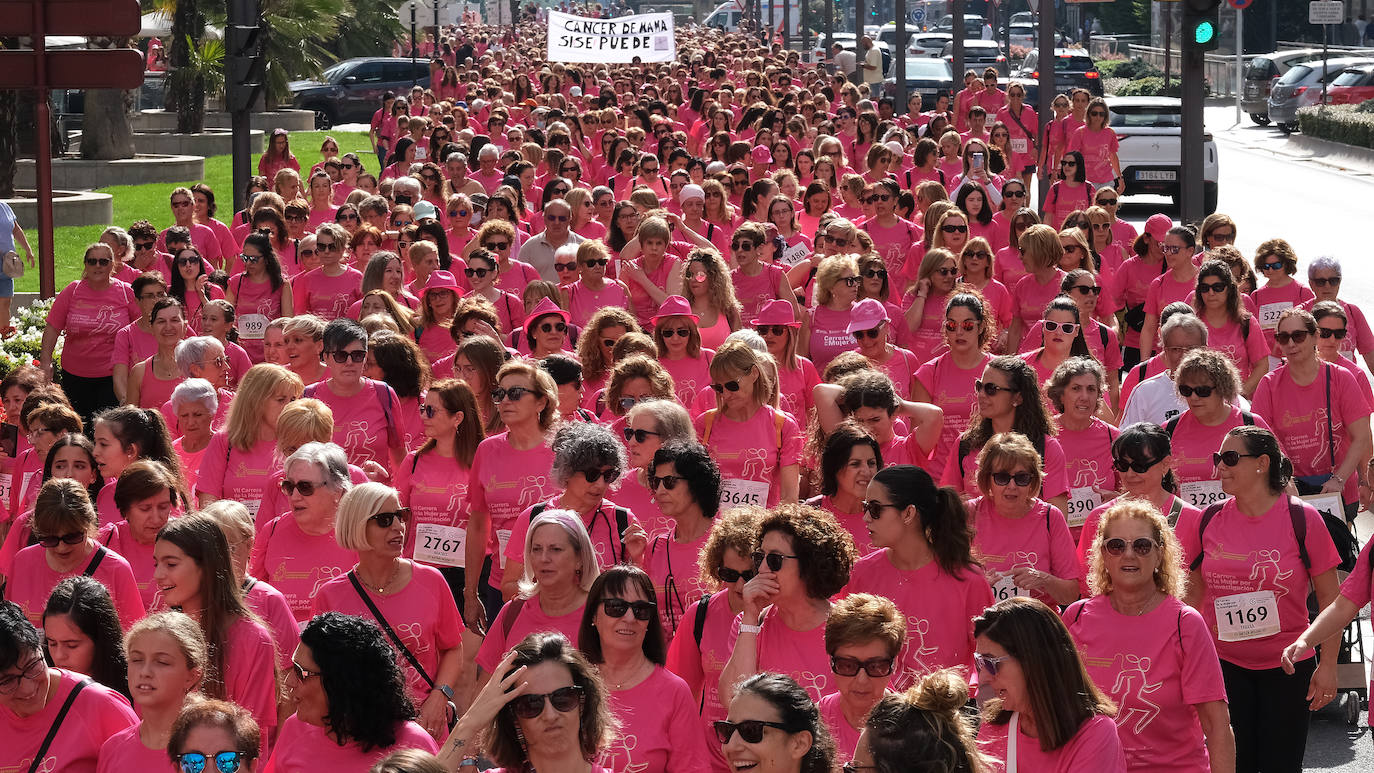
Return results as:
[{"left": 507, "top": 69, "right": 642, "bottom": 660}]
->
[{"left": 874, "top": 465, "right": 978, "bottom": 576}]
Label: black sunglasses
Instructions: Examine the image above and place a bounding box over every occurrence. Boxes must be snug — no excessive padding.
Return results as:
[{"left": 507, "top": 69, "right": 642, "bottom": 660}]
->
[
  {"left": 1177, "top": 384, "right": 1214, "bottom": 399},
  {"left": 36, "top": 532, "right": 86, "bottom": 548},
  {"left": 329, "top": 350, "right": 367, "bottom": 364},
  {"left": 464, "top": 267, "right": 491, "bottom": 278},
  {"left": 1213, "top": 450, "right": 1261, "bottom": 467},
  {"left": 647, "top": 473, "right": 681, "bottom": 490},
  {"left": 1274, "top": 330, "right": 1310, "bottom": 345},
  {"left": 370, "top": 508, "right": 411, "bottom": 528},
  {"left": 991, "top": 471, "right": 1034, "bottom": 487},
  {"left": 974, "top": 380, "right": 1017, "bottom": 396},
  {"left": 852, "top": 327, "right": 882, "bottom": 341},
  {"left": 1319, "top": 327, "right": 1348, "bottom": 339},
  {"left": 1070, "top": 285, "right": 1102, "bottom": 296},
  {"left": 601, "top": 597, "right": 656, "bottom": 621},
  {"left": 831, "top": 655, "right": 895, "bottom": 678},
  {"left": 492, "top": 386, "right": 533, "bottom": 403},
  {"left": 714, "top": 719, "right": 791, "bottom": 744},
  {"left": 1113, "top": 457, "right": 1161, "bottom": 474},
  {"left": 580, "top": 468, "right": 619, "bottom": 484},
  {"left": 754, "top": 324, "right": 790, "bottom": 337},
  {"left": 752, "top": 550, "right": 797, "bottom": 572},
  {"left": 716, "top": 566, "right": 758, "bottom": 584},
  {"left": 623, "top": 427, "right": 661, "bottom": 443},
  {"left": 661, "top": 327, "right": 691, "bottom": 338},
  {"left": 281, "top": 479, "right": 325, "bottom": 496},
  {"left": 510, "top": 685, "right": 584, "bottom": 719},
  {"left": 539, "top": 321, "right": 568, "bottom": 334}
]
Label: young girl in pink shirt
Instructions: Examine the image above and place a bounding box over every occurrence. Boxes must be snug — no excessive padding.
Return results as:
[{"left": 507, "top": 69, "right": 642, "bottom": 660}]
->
[
  {"left": 225, "top": 232, "right": 293, "bottom": 364},
  {"left": 846, "top": 465, "right": 994, "bottom": 690},
  {"left": 291, "top": 223, "right": 364, "bottom": 320},
  {"left": 1139, "top": 226, "right": 1202, "bottom": 360},
  {"left": 97, "top": 611, "right": 208, "bottom": 773},
  {"left": 203, "top": 500, "right": 299, "bottom": 674}
]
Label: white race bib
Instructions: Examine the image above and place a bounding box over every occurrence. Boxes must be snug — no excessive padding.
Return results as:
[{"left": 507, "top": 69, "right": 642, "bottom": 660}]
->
[
  {"left": 496, "top": 528, "right": 513, "bottom": 567},
  {"left": 1065, "top": 486, "right": 1102, "bottom": 529},
  {"left": 1180, "top": 479, "right": 1228, "bottom": 509},
  {"left": 0, "top": 472, "right": 11, "bottom": 505},
  {"left": 239, "top": 313, "right": 269, "bottom": 340},
  {"left": 414, "top": 522, "right": 466, "bottom": 568},
  {"left": 1010, "top": 137, "right": 1029, "bottom": 155},
  {"left": 992, "top": 574, "right": 1030, "bottom": 602},
  {"left": 242, "top": 499, "right": 261, "bottom": 518},
  {"left": 1300, "top": 492, "right": 1344, "bottom": 520},
  {"left": 1259, "top": 301, "right": 1292, "bottom": 331},
  {"left": 1214, "top": 590, "right": 1281, "bottom": 642},
  {"left": 720, "top": 478, "right": 770, "bottom": 510}
]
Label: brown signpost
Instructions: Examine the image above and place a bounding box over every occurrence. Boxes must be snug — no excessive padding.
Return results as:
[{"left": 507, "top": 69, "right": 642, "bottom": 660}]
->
[{"left": 0, "top": 0, "right": 143, "bottom": 297}]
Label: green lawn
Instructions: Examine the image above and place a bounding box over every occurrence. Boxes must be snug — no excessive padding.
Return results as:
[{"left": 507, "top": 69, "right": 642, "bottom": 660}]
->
[{"left": 32, "top": 130, "right": 374, "bottom": 293}]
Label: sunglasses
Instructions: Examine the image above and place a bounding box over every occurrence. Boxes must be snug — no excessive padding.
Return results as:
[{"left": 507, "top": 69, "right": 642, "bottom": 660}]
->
[
  {"left": 329, "top": 350, "right": 367, "bottom": 364},
  {"left": 1213, "top": 450, "right": 1261, "bottom": 467},
  {"left": 286, "top": 214, "right": 308, "bottom": 222},
  {"left": 940, "top": 224, "right": 969, "bottom": 234},
  {"left": 852, "top": 327, "right": 882, "bottom": 341},
  {"left": 660, "top": 327, "right": 692, "bottom": 338},
  {"left": 337, "top": 212, "right": 361, "bottom": 222},
  {"left": 623, "top": 427, "right": 661, "bottom": 443},
  {"left": 492, "top": 386, "right": 533, "bottom": 403},
  {"left": 839, "top": 276, "right": 862, "bottom": 287},
  {"left": 933, "top": 267, "right": 959, "bottom": 277},
  {"left": 1319, "top": 327, "right": 1348, "bottom": 339},
  {"left": 316, "top": 241, "right": 339, "bottom": 252},
  {"left": 831, "top": 655, "right": 895, "bottom": 678},
  {"left": 1004, "top": 189, "right": 1027, "bottom": 199},
  {"left": 711, "top": 378, "right": 743, "bottom": 393},
  {"left": 1061, "top": 244, "right": 1082, "bottom": 254},
  {"left": 647, "top": 473, "right": 682, "bottom": 491},
  {"left": 1043, "top": 321, "right": 1078, "bottom": 334},
  {"left": 754, "top": 324, "right": 791, "bottom": 337},
  {"left": 1060, "top": 160, "right": 1078, "bottom": 167},
  {"left": 281, "top": 479, "right": 325, "bottom": 497},
  {"left": 135, "top": 241, "right": 156, "bottom": 251},
  {"left": 944, "top": 319, "right": 978, "bottom": 333},
  {"left": 974, "top": 653, "right": 1014, "bottom": 677},
  {"left": 732, "top": 240, "right": 756, "bottom": 250},
  {"left": 449, "top": 210, "right": 469, "bottom": 218},
  {"left": 299, "top": 249, "right": 316, "bottom": 257},
  {"left": 716, "top": 565, "right": 758, "bottom": 583},
  {"left": 601, "top": 597, "right": 656, "bottom": 621},
  {"left": 991, "top": 471, "right": 1034, "bottom": 487},
  {"left": 1260, "top": 260, "right": 1284, "bottom": 271},
  {"left": 1070, "top": 285, "right": 1101, "bottom": 296},
  {"left": 483, "top": 241, "right": 511, "bottom": 250},
  {"left": 239, "top": 253, "right": 262, "bottom": 264},
  {"left": 1113, "top": 457, "right": 1161, "bottom": 474},
  {"left": 419, "top": 404, "right": 448, "bottom": 418},
  {"left": 752, "top": 550, "right": 798, "bottom": 572},
  {"left": 176, "top": 752, "right": 247, "bottom": 773},
  {"left": 554, "top": 261, "right": 578, "bottom": 272},
  {"left": 825, "top": 235, "right": 851, "bottom": 246},
  {"left": 539, "top": 321, "right": 568, "bottom": 334},
  {"left": 546, "top": 214, "right": 570, "bottom": 223},
  {"left": 464, "top": 267, "right": 491, "bottom": 278},
  {"left": 864, "top": 194, "right": 892, "bottom": 204},
  {"left": 85, "top": 257, "right": 113, "bottom": 267},
  {"left": 714, "top": 719, "right": 791, "bottom": 745},
  {"left": 1197, "top": 281, "right": 1228, "bottom": 294},
  {"left": 510, "top": 685, "right": 584, "bottom": 719},
  {"left": 862, "top": 268, "right": 888, "bottom": 279},
  {"left": 1311, "top": 276, "right": 1341, "bottom": 287},
  {"left": 1088, "top": 110, "right": 1108, "bottom": 117},
  {"left": 36, "top": 532, "right": 86, "bottom": 548},
  {"left": 369, "top": 508, "right": 411, "bottom": 528},
  {"left": 1097, "top": 198, "right": 1119, "bottom": 206},
  {"left": 1274, "top": 330, "right": 1310, "bottom": 345},
  {"left": 580, "top": 468, "right": 619, "bottom": 484},
  {"left": 582, "top": 258, "right": 609, "bottom": 268},
  {"left": 1177, "top": 384, "right": 1215, "bottom": 399},
  {"left": 1104, "top": 537, "right": 1158, "bottom": 557},
  {"left": 974, "top": 380, "right": 1017, "bottom": 396}
]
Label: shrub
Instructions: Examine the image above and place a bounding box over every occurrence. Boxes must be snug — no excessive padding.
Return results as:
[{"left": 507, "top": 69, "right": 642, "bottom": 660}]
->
[
  {"left": 1115, "top": 77, "right": 1180, "bottom": 97},
  {"left": 1101, "top": 58, "right": 1163, "bottom": 80},
  {"left": 1297, "top": 104, "right": 1374, "bottom": 149}
]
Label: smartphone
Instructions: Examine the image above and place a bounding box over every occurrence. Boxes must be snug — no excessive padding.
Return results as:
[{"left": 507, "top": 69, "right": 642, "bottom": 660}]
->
[
  {"left": 0, "top": 423, "right": 16, "bottom": 459},
  {"left": 972, "top": 152, "right": 985, "bottom": 171}
]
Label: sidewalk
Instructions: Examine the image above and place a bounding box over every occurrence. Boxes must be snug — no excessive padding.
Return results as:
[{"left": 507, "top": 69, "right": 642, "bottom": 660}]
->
[{"left": 1206, "top": 106, "right": 1374, "bottom": 177}]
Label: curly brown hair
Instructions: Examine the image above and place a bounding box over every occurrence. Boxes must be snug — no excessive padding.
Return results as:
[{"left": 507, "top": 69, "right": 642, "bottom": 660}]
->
[
  {"left": 756, "top": 503, "right": 857, "bottom": 600},
  {"left": 698, "top": 505, "right": 766, "bottom": 590}
]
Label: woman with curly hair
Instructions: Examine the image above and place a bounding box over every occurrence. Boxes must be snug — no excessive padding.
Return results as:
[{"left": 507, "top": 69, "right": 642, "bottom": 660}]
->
[
  {"left": 718, "top": 503, "right": 858, "bottom": 703},
  {"left": 272, "top": 612, "right": 438, "bottom": 767},
  {"left": 575, "top": 307, "right": 640, "bottom": 413},
  {"left": 682, "top": 248, "right": 742, "bottom": 351}
]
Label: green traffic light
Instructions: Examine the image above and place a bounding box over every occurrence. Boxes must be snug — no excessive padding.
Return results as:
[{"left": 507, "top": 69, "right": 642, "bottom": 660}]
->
[{"left": 1194, "top": 19, "right": 1216, "bottom": 44}]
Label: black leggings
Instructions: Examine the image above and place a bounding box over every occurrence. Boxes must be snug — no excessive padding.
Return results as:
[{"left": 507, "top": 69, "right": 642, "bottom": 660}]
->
[
  {"left": 60, "top": 370, "right": 118, "bottom": 432},
  {"left": 1222, "top": 657, "right": 1316, "bottom": 773}
]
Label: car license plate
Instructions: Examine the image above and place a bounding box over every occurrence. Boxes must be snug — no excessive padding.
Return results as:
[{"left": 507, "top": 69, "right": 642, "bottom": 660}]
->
[{"left": 1137, "top": 170, "right": 1177, "bottom": 181}]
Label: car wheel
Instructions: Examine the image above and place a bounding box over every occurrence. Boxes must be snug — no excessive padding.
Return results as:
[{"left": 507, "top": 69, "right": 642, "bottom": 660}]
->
[
  {"left": 1203, "top": 183, "right": 1218, "bottom": 215},
  {"left": 1278, "top": 122, "right": 1295, "bottom": 134},
  {"left": 310, "top": 105, "right": 334, "bottom": 130},
  {"left": 1250, "top": 113, "right": 1271, "bottom": 126}
]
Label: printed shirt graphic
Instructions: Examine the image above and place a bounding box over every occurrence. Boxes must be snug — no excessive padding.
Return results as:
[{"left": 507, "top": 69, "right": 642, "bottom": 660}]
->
[
  {"left": 249, "top": 514, "right": 357, "bottom": 623},
  {"left": 466, "top": 432, "right": 558, "bottom": 588},
  {"left": 1252, "top": 362, "right": 1367, "bottom": 504},
  {"left": 727, "top": 605, "right": 835, "bottom": 702},
  {"left": 969, "top": 496, "right": 1080, "bottom": 607},
  {"left": 598, "top": 667, "right": 711, "bottom": 773}
]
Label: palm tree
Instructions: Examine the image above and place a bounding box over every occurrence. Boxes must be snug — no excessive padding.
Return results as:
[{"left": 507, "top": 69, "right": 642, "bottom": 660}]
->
[
  {"left": 80, "top": 36, "right": 137, "bottom": 160},
  {"left": 259, "top": 0, "right": 346, "bottom": 108},
  {"left": 167, "top": 0, "right": 209, "bottom": 132}
]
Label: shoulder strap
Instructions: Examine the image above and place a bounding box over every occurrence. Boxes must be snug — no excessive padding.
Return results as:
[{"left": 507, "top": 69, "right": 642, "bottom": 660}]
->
[
  {"left": 1240, "top": 315, "right": 1250, "bottom": 342},
  {"left": 348, "top": 570, "right": 436, "bottom": 688},
  {"left": 1188, "top": 503, "right": 1226, "bottom": 572},
  {"left": 1167, "top": 497, "right": 1184, "bottom": 527},
  {"left": 303, "top": 383, "right": 318, "bottom": 399},
  {"left": 28, "top": 677, "right": 92, "bottom": 773},
  {"left": 693, "top": 595, "right": 710, "bottom": 647},
  {"left": 1325, "top": 363, "right": 1336, "bottom": 470},
  {"left": 1164, "top": 416, "right": 1180, "bottom": 436},
  {"left": 1069, "top": 600, "right": 1087, "bottom": 625},
  {"left": 701, "top": 409, "right": 717, "bottom": 445},
  {"left": 1134, "top": 360, "right": 1149, "bottom": 380},
  {"left": 614, "top": 506, "right": 631, "bottom": 562},
  {"left": 1240, "top": 410, "right": 1255, "bottom": 427},
  {"left": 501, "top": 595, "right": 528, "bottom": 640},
  {"left": 374, "top": 380, "right": 397, "bottom": 448},
  {"left": 1287, "top": 496, "right": 1312, "bottom": 571},
  {"left": 1098, "top": 323, "right": 1109, "bottom": 351},
  {"left": 772, "top": 407, "right": 786, "bottom": 468},
  {"left": 82, "top": 546, "right": 107, "bottom": 577},
  {"left": 1007, "top": 105, "right": 1035, "bottom": 141}
]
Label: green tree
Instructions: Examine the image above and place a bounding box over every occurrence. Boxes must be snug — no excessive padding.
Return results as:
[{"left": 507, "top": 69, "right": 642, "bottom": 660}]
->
[
  {"left": 333, "top": 0, "right": 406, "bottom": 60},
  {"left": 259, "top": 0, "right": 347, "bottom": 107},
  {"left": 1094, "top": 0, "right": 1149, "bottom": 37}
]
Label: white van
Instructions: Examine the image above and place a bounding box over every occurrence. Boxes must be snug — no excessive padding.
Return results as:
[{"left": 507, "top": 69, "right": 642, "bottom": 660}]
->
[{"left": 703, "top": 0, "right": 802, "bottom": 36}]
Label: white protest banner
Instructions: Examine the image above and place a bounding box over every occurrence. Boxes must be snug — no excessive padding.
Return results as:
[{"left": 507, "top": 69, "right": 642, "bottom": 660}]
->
[{"left": 547, "top": 10, "right": 676, "bottom": 63}]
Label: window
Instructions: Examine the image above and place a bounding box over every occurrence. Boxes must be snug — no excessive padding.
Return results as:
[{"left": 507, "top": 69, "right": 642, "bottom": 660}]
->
[{"left": 1107, "top": 105, "right": 1182, "bottom": 129}]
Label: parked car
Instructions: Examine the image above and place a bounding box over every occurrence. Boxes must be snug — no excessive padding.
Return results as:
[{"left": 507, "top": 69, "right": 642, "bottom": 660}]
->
[
  {"left": 1009, "top": 11, "right": 1034, "bottom": 26},
  {"left": 1108, "top": 96, "right": 1218, "bottom": 214},
  {"left": 883, "top": 57, "right": 956, "bottom": 104},
  {"left": 935, "top": 14, "right": 986, "bottom": 38},
  {"left": 1008, "top": 48, "right": 1101, "bottom": 104},
  {"left": 289, "top": 57, "right": 431, "bottom": 129},
  {"left": 876, "top": 22, "right": 917, "bottom": 52},
  {"left": 1007, "top": 24, "right": 1035, "bottom": 52},
  {"left": 907, "top": 31, "right": 953, "bottom": 57},
  {"left": 1241, "top": 48, "right": 1321, "bottom": 125},
  {"left": 941, "top": 39, "right": 1009, "bottom": 76},
  {"left": 1267, "top": 56, "right": 1374, "bottom": 133},
  {"left": 1324, "top": 63, "right": 1374, "bottom": 105}
]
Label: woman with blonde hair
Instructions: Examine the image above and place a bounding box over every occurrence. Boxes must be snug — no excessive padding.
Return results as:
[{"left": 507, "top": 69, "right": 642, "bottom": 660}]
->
[
  {"left": 282, "top": 313, "right": 328, "bottom": 384},
  {"left": 804, "top": 254, "right": 862, "bottom": 371},
  {"left": 195, "top": 363, "right": 304, "bottom": 520},
  {"left": 356, "top": 289, "right": 417, "bottom": 336},
  {"left": 1007, "top": 224, "right": 1067, "bottom": 352},
  {"left": 1065, "top": 499, "right": 1234, "bottom": 772},
  {"left": 575, "top": 307, "right": 641, "bottom": 412},
  {"left": 564, "top": 240, "right": 630, "bottom": 329},
  {"left": 701, "top": 178, "right": 736, "bottom": 232},
  {"left": 902, "top": 247, "right": 962, "bottom": 365},
  {"left": 694, "top": 340, "right": 802, "bottom": 506}
]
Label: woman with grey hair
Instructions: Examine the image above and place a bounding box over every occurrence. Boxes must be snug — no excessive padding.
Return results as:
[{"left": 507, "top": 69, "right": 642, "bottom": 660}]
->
[
  {"left": 471, "top": 509, "right": 599, "bottom": 692},
  {"left": 499, "top": 421, "right": 645, "bottom": 599},
  {"left": 173, "top": 334, "right": 230, "bottom": 391},
  {"left": 616, "top": 399, "right": 696, "bottom": 538},
  {"left": 170, "top": 377, "right": 218, "bottom": 493},
  {"left": 1045, "top": 356, "right": 1120, "bottom": 541},
  {"left": 248, "top": 440, "right": 356, "bottom": 622},
  {"left": 312, "top": 482, "right": 464, "bottom": 740},
  {"left": 99, "top": 225, "right": 135, "bottom": 279},
  {"left": 1304, "top": 254, "right": 1374, "bottom": 373}
]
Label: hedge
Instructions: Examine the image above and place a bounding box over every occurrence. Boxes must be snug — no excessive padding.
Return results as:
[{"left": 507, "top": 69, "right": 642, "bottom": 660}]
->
[{"left": 1297, "top": 102, "right": 1374, "bottom": 149}]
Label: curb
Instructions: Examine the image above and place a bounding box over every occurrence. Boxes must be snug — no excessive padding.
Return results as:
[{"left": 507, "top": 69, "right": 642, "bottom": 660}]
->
[{"left": 1284, "top": 133, "right": 1374, "bottom": 173}]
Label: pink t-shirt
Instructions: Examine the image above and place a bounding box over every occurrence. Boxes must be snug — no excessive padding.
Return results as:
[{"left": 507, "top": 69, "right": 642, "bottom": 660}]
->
[
  {"left": 728, "top": 604, "right": 835, "bottom": 701},
  {"left": 1110, "top": 258, "right": 1166, "bottom": 349},
  {"left": 9, "top": 542, "right": 145, "bottom": 628},
  {"left": 808, "top": 495, "right": 873, "bottom": 556},
  {"left": 1011, "top": 271, "right": 1067, "bottom": 351},
  {"left": 977, "top": 712, "right": 1127, "bottom": 773},
  {"left": 228, "top": 272, "right": 288, "bottom": 362},
  {"left": 313, "top": 563, "right": 465, "bottom": 702},
  {"left": 1339, "top": 541, "right": 1374, "bottom": 694},
  {"left": 1063, "top": 595, "right": 1227, "bottom": 773},
  {"left": 994, "top": 246, "right": 1029, "bottom": 288},
  {"left": 866, "top": 217, "right": 920, "bottom": 271},
  {"left": 1168, "top": 407, "right": 1272, "bottom": 485},
  {"left": 1252, "top": 362, "right": 1367, "bottom": 504},
  {"left": 113, "top": 321, "right": 158, "bottom": 369},
  {"left": 902, "top": 291, "right": 951, "bottom": 367},
  {"left": 1177, "top": 496, "right": 1341, "bottom": 669},
  {"left": 694, "top": 405, "right": 802, "bottom": 508},
  {"left": 263, "top": 716, "right": 438, "bottom": 773},
  {"left": 305, "top": 378, "right": 404, "bottom": 468},
  {"left": 47, "top": 279, "right": 141, "bottom": 377},
  {"left": 467, "top": 433, "right": 559, "bottom": 590},
  {"left": 661, "top": 351, "right": 714, "bottom": 408},
  {"left": 807, "top": 304, "right": 859, "bottom": 372},
  {"left": 503, "top": 498, "right": 639, "bottom": 575},
  {"left": 600, "top": 667, "right": 713, "bottom": 773},
  {"left": 2, "top": 669, "right": 138, "bottom": 773},
  {"left": 291, "top": 266, "right": 364, "bottom": 320},
  {"left": 248, "top": 514, "right": 357, "bottom": 623},
  {"left": 969, "top": 496, "right": 1080, "bottom": 607},
  {"left": 626, "top": 256, "right": 681, "bottom": 324},
  {"left": 731, "top": 264, "right": 789, "bottom": 322},
  {"left": 776, "top": 358, "right": 821, "bottom": 427},
  {"left": 196, "top": 432, "right": 278, "bottom": 527},
  {"left": 565, "top": 280, "right": 630, "bottom": 328},
  {"left": 217, "top": 616, "right": 281, "bottom": 740},
  {"left": 644, "top": 529, "right": 713, "bottom": 639},
  {"left": 1300, "top": 297, "right": 1374, "bottom": 360},
  {"left": 97, "top": 723, "right": 169, "bottom": 773},
  {"left": 818, "top": 692, "right": 865, "bottom": 765},
  {"left": 245, "top": 576, "right": 300, "bottom": 671},
  {"left": 1055, "top": 418, "right": 1120, "bottom": 541},
  {"left": 943, "top": 437, "right": 1071, "bottom": 502},
  {"left": 1067, "top": 126, "right": 1120, "bottom": 183},
  {"left": 101, "top": 521, "right": 160, "bottom": 609},
  {"left": 394, "top": 449, "right": 471, "bottom": 561},
  {"left": 474, "top": 594, "right": 586, "bottom": 673},
  {"left": 1201, "top": 315, "right": 1269, "bottom": 379},
  {"left": 845, "top": 550, "right": 993, "bottom": 689},
  {"left": 1145, "top": 272, "right": 1199, "bottom": 318},
  {"left": 915, "top": 353, "right": 993, "bottom": 481},
  {"left": 1076, "top": 495, "right": 1200, "bottom": 584},
  {"left": 1251, "top": 281, "right": 1316, "bottom": 353},
  {"left": 1042, "top": 181, "right": 1093, "bottom": 231}
]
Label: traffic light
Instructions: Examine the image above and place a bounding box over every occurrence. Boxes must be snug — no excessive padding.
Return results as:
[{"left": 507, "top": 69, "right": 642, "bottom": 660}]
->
[{"left": 1183, "top": 0, "right": 1221, "bottom": 51}]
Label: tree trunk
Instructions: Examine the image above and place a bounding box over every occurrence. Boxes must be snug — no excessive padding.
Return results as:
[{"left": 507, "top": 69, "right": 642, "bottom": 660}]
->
[
  {"left": 80, "top": 37, "right": 136, "bottom": 160},
  {"left": 0, "top": 36, "right": 18, "bottom": 199},
  {"left": 171, "top": 0, "right": 207, "bottom": 133}
]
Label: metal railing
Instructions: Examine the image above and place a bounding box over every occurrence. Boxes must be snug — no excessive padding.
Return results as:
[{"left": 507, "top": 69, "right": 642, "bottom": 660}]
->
[{"left": 1101, "top": 43, "right": 1254, "bottom": 98}]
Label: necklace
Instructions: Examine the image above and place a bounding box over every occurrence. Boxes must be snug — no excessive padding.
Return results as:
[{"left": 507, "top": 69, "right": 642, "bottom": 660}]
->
[
  {"left": 1114, "top": 590, "right": 1160, "bottom": 616},
  {"left": 603, "top": 659, "right": 651, "bottom": 690},
  {"left": 360, "top": 560, "right": 401, "bottom": 593}
]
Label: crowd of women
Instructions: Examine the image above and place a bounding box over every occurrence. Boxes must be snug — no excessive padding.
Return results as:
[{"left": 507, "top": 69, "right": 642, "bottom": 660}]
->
[{"left": 2, "top": 15, "right": 1374, "bottom": 773}]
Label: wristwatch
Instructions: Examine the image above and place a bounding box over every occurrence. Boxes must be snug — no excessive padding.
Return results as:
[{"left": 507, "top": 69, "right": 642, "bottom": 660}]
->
[{"left": 434, "top": 683, "right": 455, "bottom": 700}]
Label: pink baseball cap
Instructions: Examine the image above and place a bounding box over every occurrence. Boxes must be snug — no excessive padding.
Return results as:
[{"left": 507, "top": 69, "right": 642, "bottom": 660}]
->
[
  {"left": 751, "top": 145, "right": 772, "bottom": 164},
  {"left": 650, "top": 295, "right": 699, "bottom": 326},
  {"left": 1144, "top": 213, "right": 1173, "bottom": 240},
  {"left": 419, "top": 270, "right": 461, "bottom": 299},
  {"left": 524, "top": 296, "right": 571, "bottom": 334},
  {"left": 846, "top": 298, "right": 890, "bottom": 334},
  {"left": 750, "top": 299, "right": 800, "bottom": 327}
]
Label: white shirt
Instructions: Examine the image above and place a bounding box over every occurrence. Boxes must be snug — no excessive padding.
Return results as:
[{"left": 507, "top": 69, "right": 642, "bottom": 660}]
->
[
  {"left": 1121, "top": 371, "right": 1252, "bottom": 429},
  {"left": 835, "top": 49, "right": 857, "bottom": 76},
  {"left": 863, "top": 46, "right": 884, "bottom": 84}
]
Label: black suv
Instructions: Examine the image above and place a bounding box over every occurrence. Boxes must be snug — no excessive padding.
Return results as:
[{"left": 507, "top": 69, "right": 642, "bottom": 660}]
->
[
  {"left": 1008, "top": 48, "right": 1102, "bottom": 105},
  {"left": 289, "top": 58, "right": 432, "bottom": 129}
]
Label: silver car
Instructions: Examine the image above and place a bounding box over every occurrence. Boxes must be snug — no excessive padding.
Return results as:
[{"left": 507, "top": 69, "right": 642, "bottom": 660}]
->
[{"left": 1266, "top": 56, "right": 1374, "bottom": 132}]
